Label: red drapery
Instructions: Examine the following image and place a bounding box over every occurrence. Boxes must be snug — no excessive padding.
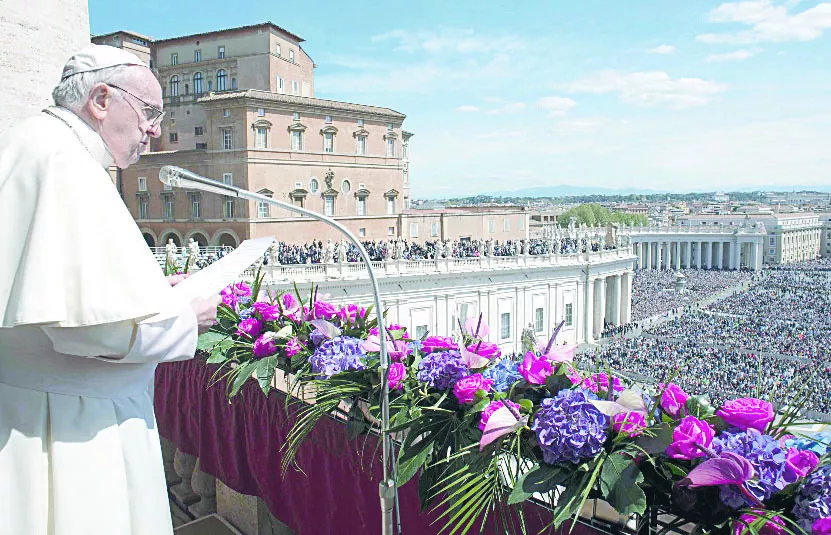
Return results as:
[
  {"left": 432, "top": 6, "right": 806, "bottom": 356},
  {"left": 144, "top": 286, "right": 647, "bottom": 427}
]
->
[{"left": 155, "top": 359, "right": 603, "bottom": 535}]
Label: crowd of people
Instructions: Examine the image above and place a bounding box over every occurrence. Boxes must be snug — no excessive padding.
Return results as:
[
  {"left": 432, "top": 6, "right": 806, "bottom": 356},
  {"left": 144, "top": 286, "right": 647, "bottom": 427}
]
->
[
  {"left": 578, "top": 337, "right": 831, "bottom": 415},
  {"left": 583, "top": 266, "right": 831, "bottom": 417},
  {"left": 630, "top": 268, "right": 757, "bottom": 322},
  {"left": 261, "top": 237, "right": 617, "bottom": 265},
  {"left": 766, "top": 257, "right": 831, "bottom": 272}
]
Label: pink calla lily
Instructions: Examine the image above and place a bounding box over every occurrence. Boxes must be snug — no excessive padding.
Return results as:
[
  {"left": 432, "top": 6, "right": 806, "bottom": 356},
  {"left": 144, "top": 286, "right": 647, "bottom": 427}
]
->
[
  {"left": 479, "top": 405, "right": 527, "bottom": 451},
  {"left": 360, "top": 335, "right": 410, "bottom": 361},
  {"left": 682, "top": 451, "right": 755, "bottom": 488},
  {"left": 540, "top": 344, "right": 577, "bottom": 363}
]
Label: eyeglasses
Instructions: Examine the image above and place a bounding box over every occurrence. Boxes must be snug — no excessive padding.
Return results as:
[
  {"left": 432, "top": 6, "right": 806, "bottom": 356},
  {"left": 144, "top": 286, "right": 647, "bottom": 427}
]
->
[{"left": 106, "top": 84, "right": 165, "bottom": 127}]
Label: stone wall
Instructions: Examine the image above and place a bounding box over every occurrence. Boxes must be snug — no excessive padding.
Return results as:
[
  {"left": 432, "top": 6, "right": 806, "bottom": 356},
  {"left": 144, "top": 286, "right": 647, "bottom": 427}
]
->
[{"left": 0, "top": 0, "right": 90, "bottom": 135}]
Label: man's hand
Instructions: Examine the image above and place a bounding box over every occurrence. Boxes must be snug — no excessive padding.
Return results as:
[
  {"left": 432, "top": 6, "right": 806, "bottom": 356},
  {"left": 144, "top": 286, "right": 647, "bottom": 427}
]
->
[
  {"left": 166, "top": 273, "right": 190, "bottom": 286},
  {"left": 190, "top": 295, "right": 222, "bottom": 334}
]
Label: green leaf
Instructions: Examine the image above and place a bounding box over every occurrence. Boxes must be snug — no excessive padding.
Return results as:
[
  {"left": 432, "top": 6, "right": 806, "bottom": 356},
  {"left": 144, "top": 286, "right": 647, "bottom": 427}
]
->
[
  {"left": 206, "top": 340, "right": 233, "bottom": 364},
  {"left": 545, "top": 373, "right": 573, "bottom": 394},
  {"left": 518, "top": 399, "right": 533, "bottom": 413},
  {"left": 600, "top": 453, "right": 646, "bottom": 516},
  {"left": 255, "top": 357, "right": 276, "bottom": 395},
  {"left": 396, "top": 441, "right": 433, "bottom": 487},
  {"left": 507, "top": 464, "right": 567, "bottom": 504},
  {"left": 636, "top": 423, "right": 674, "bottom": 454},
  {"left": 229, "top": 361, "right": 256, "bottom": 397},
  {"left": 197, "top": 331, "right": 227, "bottom": 351},
  {"left": 686, "top": 394, "right": 715, "bottom": 418}
]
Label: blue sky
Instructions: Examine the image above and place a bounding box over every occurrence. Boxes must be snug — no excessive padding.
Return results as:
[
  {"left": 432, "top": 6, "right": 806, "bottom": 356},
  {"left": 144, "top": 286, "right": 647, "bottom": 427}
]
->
[{"left": 90, "top": 1, "right": 831, "bottom": 198}]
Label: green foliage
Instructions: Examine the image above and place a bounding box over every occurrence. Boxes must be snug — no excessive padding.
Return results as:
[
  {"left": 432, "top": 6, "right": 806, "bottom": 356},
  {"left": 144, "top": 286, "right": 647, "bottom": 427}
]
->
[
  {"left": 599, "top": 453, "right": 646, "bottom": 516},
  {"left": 556, "top": 203, "right": 648, "bottom": 227}
]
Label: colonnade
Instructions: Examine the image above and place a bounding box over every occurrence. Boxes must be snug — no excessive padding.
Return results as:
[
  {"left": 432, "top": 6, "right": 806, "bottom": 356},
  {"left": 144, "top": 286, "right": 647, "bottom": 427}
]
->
[
  {"left": 631, "top": 239, "right": 762, "bottom": 271},
  {"left": 585, "top": 270, "right": 633, "bottom": 341}
]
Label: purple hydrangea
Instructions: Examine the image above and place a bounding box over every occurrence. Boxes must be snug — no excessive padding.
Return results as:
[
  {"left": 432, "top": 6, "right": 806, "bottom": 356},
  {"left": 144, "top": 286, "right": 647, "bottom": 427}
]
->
[
  {"left": 308, "top": 336, "right": 366, "bottom": 378},
  {"left": 531, "top": 389, "right": 609, "bottom": 465},
  {"left": 309, "top": 328, "right": 327, "bottom": 347},
  {"left": 794, "top": 465, "right": 831, "bottom": 532},
  {"left": 238, "top": 307, "right": 254, "bottom": 320},
  {"left": 416, "top": 351, "right": 468, "bottom": 390},
  {"left": 712, "top": 428, "right": 788, "bottom": 508},
  {"left": 481, "top": 359, "right": 522, "bottom": 392}
]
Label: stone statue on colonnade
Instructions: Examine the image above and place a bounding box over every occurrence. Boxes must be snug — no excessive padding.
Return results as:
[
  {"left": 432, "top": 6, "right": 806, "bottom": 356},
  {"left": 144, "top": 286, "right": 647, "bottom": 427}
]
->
[
  {"left": 323, "top": 240, "right": 335, "bottom": 264},
  {"left": 165, "top": 239, "right": 177, "bottom": 269},
  {"left": 338, "top": 240, "right": 347, "bottom": 263}
]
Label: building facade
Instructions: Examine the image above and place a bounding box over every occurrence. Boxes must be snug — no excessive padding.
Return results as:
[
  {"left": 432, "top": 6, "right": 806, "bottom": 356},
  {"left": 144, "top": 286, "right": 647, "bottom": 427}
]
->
[
  {"left": 263, "top": 250, "right": 635, "bottom": 347},
  {"left": 818, "top": 213, "right": 831, "bottom": 258},
  {"left": 677, "top": 213, "right": 821, "bottom": 265}
]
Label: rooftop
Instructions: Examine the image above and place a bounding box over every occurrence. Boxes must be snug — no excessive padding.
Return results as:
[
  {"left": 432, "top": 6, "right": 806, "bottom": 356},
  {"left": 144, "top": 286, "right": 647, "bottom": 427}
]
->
[
  {"left": 197, "top": 89, "right": 406, "bottom": 119},
  {"left": 154, "top": 21, "right": 304, "bottom": 45}
]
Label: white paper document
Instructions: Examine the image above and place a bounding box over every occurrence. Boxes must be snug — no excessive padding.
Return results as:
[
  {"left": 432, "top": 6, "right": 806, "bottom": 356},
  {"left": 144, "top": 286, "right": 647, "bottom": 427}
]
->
[{"left": 141, "top": 236, "right": 274, "bottom": 323}]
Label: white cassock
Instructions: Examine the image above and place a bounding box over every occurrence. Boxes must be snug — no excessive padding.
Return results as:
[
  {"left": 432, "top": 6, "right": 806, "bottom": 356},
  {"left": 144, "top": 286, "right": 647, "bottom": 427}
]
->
[{"left": 0, "top": 106, "right": 197, "bottom": 535}]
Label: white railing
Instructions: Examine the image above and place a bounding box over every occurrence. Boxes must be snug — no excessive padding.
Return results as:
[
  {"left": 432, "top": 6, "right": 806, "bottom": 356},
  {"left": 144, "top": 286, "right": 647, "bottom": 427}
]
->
[
  {"left": 626, "top": 224, "right": 765, "bottom": 236},
  {"left": 252, "top": 248, "right": 634, "bottom": 284}
]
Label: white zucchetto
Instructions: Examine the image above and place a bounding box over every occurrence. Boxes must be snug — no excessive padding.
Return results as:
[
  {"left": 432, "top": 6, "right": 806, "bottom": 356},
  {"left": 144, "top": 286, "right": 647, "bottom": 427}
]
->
[{"left": 61, "top": 44, "right": 147, "bottom": 80}]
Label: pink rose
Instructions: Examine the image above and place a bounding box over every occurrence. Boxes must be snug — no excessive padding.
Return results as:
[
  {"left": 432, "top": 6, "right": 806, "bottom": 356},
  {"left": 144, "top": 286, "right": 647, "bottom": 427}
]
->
[
  {"left": 665, "top": 416, "right": 715, "bottom": 460},
  {"left": 284, "top": 337, "right": 303, "bottom": 358},
  {"left": 251, "top": 301, "right": 280, "bottom": 321},
  {"left": 581, "top": 373, "right": 624, "bottom": 395},
  {"left": 453, "top": 373, "right": 494, "bottom": 404},
  {"left": 716, "top": 398, "right": 774, "bottom": 432},
  {"left": 813, "top": 518, "right": 831, "bottom": 535},
  {"left": 466, "top": 342, "right": 501, "bottom": 360},
  {"left": 658, "top": 383, "right": 689, "bottom": 419},
  {"left": 387, "top": 362, "right": 406, "bottom": 390},
  {"left": 252, "top": 332, "right": 278, "bottom": 358},
  {"left": 517, "top": 351, "right": 553, "bottom": 385},
  {"left": 312, "top": 300, "right": 338, "bottom": 320},
  {"left": 479, "top": 399, "right": 521, "bottom": 431},
  {"left": 784, "top": 448, "right": 819, "bottom": 482},
  {"left": 612, "top": 412, "right": 647, "bottom": 437},
  {"left": 420, "top": 336, "right": 456, "bottom": 353},
  {"left": 733, "top": 514, "right": 787, "bottom": 535},
  {"left": 236, "top": 318, "right": 262, "bottom": 339}
]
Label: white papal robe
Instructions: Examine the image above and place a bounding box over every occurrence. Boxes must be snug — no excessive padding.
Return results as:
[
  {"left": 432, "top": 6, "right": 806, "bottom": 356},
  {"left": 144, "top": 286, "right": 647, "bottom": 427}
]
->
[{"left": 0, "top": 107, "right": 198, "bottom": 534}]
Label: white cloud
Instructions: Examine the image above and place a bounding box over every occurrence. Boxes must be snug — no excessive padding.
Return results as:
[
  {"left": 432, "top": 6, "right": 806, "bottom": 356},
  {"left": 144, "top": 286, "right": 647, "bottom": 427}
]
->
[
  {"left": 563, "top": 71, "right": 727, "bottom": 109},
  {"left": 697, "top": 1, "right": 831, "bottom": 43},
  {"left": 647, "top": 44, "right": 676, "bottom": 54},
  {"left": 705, "top": 48, "right": 758, "bottom": 62},
  {"left": 535, "top": 96, "right": 577, "bottom": 116},
  {"left": 371, "top": 28, "right": 524, "bottom": 55},
  {"left": 486, "top": 102, "right": 527, "bottom": 115},
  {"left": 455, "top": 105, "right": 480, "bottom": 112}
]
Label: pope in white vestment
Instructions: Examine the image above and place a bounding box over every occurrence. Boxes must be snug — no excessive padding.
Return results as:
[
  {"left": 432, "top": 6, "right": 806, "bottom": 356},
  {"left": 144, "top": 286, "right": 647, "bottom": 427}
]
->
[{"left": 0, "top": 46, "right": 210, "bottom": 534}]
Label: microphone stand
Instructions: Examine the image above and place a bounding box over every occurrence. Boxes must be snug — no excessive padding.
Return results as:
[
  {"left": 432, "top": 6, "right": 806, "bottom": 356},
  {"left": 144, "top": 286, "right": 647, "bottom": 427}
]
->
[{"left": 159, "top": 166, "right": 398, "bottom": 535}]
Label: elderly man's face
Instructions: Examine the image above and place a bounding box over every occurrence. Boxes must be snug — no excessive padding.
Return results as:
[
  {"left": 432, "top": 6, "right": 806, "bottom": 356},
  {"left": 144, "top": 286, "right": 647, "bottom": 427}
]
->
[{"left": 92, "top": 67, "right": 163, "bottom": 169}]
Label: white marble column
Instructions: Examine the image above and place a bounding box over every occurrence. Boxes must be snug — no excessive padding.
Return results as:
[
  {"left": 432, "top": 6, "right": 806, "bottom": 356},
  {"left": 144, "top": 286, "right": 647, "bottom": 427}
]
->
[
  {"left": 714, "top": 242, "right": 722, "bottom": 270},
  {"left": 610, "top": 274, "right": 622, "bottom": 326},
  {"left": 582, "top": 279, "right": 594, "bottom": 344},
  {"left": 645, "top": 242, "right": 652, "bottom": 270},
  {"left": 593, "top": 277, "right": 606, "bottom": 337},
  {"left": 735, "top": 241, "right": 742, "bottom": 270},
  {"left": 673, "top": 242, "right": 681, "bottom": 270},
  {"left": 683, "top": 241, "right": 691, "bottom": 268},
  {"left": 620, "top": 271, "right": 633, "bottom": 324},
  {"left": 703, "top": 241, "right": 711, "bottom": 269}
]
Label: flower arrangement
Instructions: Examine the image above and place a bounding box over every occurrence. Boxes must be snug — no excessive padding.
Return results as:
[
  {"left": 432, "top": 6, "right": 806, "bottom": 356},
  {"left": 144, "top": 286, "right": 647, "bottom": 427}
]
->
[{"left": 199, "top": 278, "right": 831, "bottom": 535}]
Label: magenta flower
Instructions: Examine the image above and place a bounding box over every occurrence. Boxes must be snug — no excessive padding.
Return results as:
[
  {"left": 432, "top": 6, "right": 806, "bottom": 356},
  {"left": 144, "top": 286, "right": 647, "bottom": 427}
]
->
[
  {"left": 464, "top": 316, "right": 489, "bottom": 338},
  {"left": 813, "top": 518, "right": 831, "bottom": 535},
  {"left": 251, "top": 301, "right": 280, "bottom": 321},
  {"left": 280, "top": 292, "right": 300, "bottom": 312},
  {"left": 420, "top": 335, "right": 457, "bottom": 353},
  {"left": 453, "top": 373, "right": 494, "bottom": 404},
  {"left": 284, "top": 337, "right": 303, "bottom": 358},
  {"left": 716, "top": 398, "right": 775, "bottom": 432},
  {"left": 785, "top": 448, "right": 819, "bottom": 482},
  {"left": 581, "top": 373, "right": 624, "bottom": 395},
  {"left": 369, "top": 324, "right": 409, "bottom": 339},
  {"left": 387, "top": 362, "right": 406, "bottom": 390},
  {"left": 466, "top": 342, "right": 501, "bottom": 360},
  {"left": 220, "top": 281, "right": 251, "bottom": 308},
  {"left": 360, "top": 335, "right": 411, "bottom": 362},
  {"left": 312, "top": 300, "right": 338, "bottom": 320},
  {"left": 252, "top": 332, "right": 279, "bottom": 358},
  {"left": 479, "top": 399, "right": 521, "bottom": 431},
  {"left": 517, "top": 351, "right": 553, "bottom": 385},
  {"left": 658, "top": 383, "right": 689, "bottom": 419},
  {"left": 236, "top": 318, "right": 263, "bottom": 339},
  {"left": 665, "top": 416, "right": 716, "bottom": 460},
  {"left": 733, "top": 514, "right": 787, "bottom": 535},
  {"left": 612, "top": 412, "right": 647, "bottom": 437},
  {"left": 337, "top": 304, "right": 365, "bottom": 325}
]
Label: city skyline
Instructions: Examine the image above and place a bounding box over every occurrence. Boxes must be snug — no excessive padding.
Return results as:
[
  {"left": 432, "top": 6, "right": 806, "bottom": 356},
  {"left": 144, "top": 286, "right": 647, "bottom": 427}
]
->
[{"left": 89, "top": 0, "right": 831, "bottom": 198}]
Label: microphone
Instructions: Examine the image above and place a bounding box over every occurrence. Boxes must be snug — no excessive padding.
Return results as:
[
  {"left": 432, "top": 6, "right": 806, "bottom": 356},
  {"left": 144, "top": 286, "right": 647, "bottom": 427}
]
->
[{"left": 159, "top": 166, "right": 399, "bottom": 535}]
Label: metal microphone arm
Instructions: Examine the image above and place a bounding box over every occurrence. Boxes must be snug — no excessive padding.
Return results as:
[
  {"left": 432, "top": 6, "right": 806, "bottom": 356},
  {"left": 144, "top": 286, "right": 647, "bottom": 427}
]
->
[{"left": 159, "top": 165, "right": 398, "bottom": 535}]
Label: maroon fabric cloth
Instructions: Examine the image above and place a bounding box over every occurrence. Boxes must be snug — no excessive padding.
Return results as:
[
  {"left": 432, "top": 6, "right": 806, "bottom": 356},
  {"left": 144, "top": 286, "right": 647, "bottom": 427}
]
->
[{"left": 155, "top": 359, "right": 602, "bottom": 535}]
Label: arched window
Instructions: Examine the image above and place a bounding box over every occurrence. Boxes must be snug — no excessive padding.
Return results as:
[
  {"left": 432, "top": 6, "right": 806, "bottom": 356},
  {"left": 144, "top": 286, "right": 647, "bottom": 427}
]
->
[
  {"left": 169, "top": 75, "right": 179, "bottom": 97},
  {"left": 309, "top": 178, "right": 319, "bottom": 193},
  {"left": 216, "top": 69, "right": 227, "bottom": 91},
  {"left": 193, "top": 72, "right": 203, "bottom": 94}
]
